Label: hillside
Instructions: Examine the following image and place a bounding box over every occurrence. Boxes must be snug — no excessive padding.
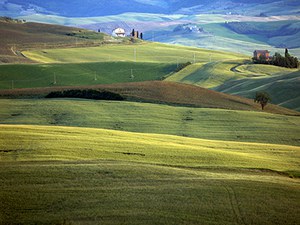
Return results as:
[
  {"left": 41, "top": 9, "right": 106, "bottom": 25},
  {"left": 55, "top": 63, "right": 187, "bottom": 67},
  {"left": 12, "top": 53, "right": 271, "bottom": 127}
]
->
[
  {"left": 0, "top": 98, "right": 299, "bottom": 146},
  {"left": 0, "top": 81, "right": 298, "bottom": 116},
  {"left": 0, "top": 18, "right": 114, "bottom": 63},
  {"left": 149, "top": 20, "right": 300, "bottom": 57},
  {"left": 0, "top": 62, "right": 176, "bottom": 89},
  {"left": 1, "top": 0, "right": 299, "bottom": 17},
  {"left": 215, "top": 68, "right": 300, "bottom": 111},
  {"left": 166, "top": 60, "right": 300, "bottom": 111},
  {"left": 21, "top": 42, "right": 243, "bottom": 63},
  {"left": 0, "top": 124, "right": 299, "bottom": 224}
]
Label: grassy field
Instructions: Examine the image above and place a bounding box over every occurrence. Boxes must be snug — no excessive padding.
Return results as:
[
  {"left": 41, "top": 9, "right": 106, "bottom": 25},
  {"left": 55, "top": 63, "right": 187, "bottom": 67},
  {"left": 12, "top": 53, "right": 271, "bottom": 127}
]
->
[
  {"left": 0, "top": 99, "right": 299, "bottom": 146},
  {"left": 166, "top": 61, "right": 244, "bottom": 88},
  {"left": 1, "top": 20, "right": 299, "bottom": 225},
  {"left": 22, "top": 42, "right": 244, "bottom": 64},
  {"left": 0, "top": 20, "right": 116, "bottom": 63},
  {"left": 0, "top": 42, "right": 245, "bottom": 90},
  {"left": 215, "top": 68, "right": 300, "bottom": 111},
  {"left": 1, "top": 81, "right": 298, "bottom": 115},
  {"left": 166, "top": 60, "right": 300, "bottom": 111},
  {"left": 0, "top": 62, "right": 176, "bottom": 89},
  {"left": 0, "top": 124, "right": 299, "bottom": 224}
]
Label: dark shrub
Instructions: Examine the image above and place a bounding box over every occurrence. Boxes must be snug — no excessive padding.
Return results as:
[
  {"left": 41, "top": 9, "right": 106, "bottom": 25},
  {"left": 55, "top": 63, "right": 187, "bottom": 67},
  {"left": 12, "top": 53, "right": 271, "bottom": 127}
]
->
[
  {"left": 175, "top": 62, "right": 192, "bottom": 72},
  {"left": 45, "top": 89, "right": 124, "bottom": 100}
]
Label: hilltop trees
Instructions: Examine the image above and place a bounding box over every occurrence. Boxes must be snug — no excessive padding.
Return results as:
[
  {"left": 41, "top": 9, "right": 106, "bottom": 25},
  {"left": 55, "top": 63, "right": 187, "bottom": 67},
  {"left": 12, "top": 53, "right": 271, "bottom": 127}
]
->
[
  {"left": 254, "top": 92, "right": 271, "bottom": 110},
  {"left": 253, "top": 49, "right": 299, "bottom": 68},
  {"left": 271, "top": 50, "right": 299, "bottom": 68}
]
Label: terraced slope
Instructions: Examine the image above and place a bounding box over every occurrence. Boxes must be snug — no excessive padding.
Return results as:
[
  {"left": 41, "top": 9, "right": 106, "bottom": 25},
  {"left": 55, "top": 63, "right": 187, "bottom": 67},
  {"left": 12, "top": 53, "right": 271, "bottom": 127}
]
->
[{"left": 0, "top": 125, "right": 299, "bottom": 224}]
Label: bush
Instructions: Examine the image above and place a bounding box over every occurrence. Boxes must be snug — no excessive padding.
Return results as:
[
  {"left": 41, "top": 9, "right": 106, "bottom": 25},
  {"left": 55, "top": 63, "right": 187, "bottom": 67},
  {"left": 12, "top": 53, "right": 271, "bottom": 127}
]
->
[
  {"left": 175, "top": 62, "right": 192, "bottom": 72},
  {"left": 45, "top": 89, "right": 125, "bottom": 101}
]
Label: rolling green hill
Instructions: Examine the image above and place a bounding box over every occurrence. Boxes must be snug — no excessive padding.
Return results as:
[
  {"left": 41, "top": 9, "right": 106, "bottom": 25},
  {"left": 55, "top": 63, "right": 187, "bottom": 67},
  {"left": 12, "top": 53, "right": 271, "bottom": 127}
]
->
[
  {"left": 215, "top": 69, "right": 300, "bottom": 111},
  {"left": 0, "top": 62, "right": 176, "bottom": 89},
  {"left": 0, "top": 99, "right": 299, "bottom": 146},
  {"left": 0, "top": 124, "right": 299, "bottom": 224},
  {"left": 0, "top": 81, "right": 298, "bottom": 116},
  {"left": 166, "top": 60, "right": 300, "bottom": 111},
  {"left": 0, "top": 19, "right": 116, "bottom": 63},
  {"left": 0, "top": 41, "right": 244, "bottom": 90},
  {"left": 22, "top": 42, "right": 244, "bottom": 64},
  {"left": 0, "top": 19, "right": 299, "bottom": 225}
]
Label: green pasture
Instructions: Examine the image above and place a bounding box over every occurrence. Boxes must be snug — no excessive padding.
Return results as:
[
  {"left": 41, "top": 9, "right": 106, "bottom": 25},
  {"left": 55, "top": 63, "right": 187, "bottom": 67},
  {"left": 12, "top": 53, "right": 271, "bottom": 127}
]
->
[
  {"left": 215, "top": 69, "right": 300, "bottom": 111},
  {"left": 0, "top": 62, "right": 176, "bottom": 89},
  {"left": 0, "top": 125, "right": 299, "bottom": 224},
  {"left": 167, "top": 60, "right": 297, "bottom": 88},
  {"left": 166, "top": 60, "right": 300, "bottom": 110},
  {"left": 22, "top": 42, "right": 244, "bottom": 64},
  {"left": 0, "top": 99, "right": 299, "bottom": 146},
  {"left": 166, "top": 60, "right": 244, "bottom": 88},
  {"left": 0, "top": 42, "right": 246, "bottom": 89}
]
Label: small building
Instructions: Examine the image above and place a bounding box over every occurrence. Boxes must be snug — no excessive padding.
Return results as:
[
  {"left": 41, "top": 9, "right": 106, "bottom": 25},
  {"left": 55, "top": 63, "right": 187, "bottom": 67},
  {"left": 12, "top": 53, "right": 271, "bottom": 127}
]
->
[
  {"left": 253, "top": 50, "right": 270, "bottom": 60},
  {"left": 112, "top": 28, "right": 126, "bottom": 37}
]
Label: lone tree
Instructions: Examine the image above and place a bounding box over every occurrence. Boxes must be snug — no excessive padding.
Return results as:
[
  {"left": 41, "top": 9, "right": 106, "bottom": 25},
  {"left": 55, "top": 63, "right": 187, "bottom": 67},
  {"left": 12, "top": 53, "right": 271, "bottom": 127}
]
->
[{"left": 254, "top": 92, "right": 271, "bottom": 110}]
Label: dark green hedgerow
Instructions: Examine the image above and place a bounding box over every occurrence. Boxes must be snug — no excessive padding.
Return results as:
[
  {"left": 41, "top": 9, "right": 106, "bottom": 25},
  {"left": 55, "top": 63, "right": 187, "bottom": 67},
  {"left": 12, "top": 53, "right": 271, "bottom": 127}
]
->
[
  {"left": 175, "top": 62, "right": 192, "bottom": 72},
  {"left": 45, "top": 89, "right": 124, "bottom": 100}
]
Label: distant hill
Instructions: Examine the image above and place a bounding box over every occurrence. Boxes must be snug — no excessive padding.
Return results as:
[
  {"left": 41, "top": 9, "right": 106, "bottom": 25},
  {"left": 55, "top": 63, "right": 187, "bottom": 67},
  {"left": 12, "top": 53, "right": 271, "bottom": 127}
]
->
[{"left": 1, "top": 0, "right": 300, "bottom": 17}]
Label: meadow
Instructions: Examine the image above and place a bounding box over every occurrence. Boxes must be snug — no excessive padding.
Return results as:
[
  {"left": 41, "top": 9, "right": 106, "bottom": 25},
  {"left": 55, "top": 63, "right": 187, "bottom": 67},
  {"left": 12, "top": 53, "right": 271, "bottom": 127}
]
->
[
  {"left": 0, "top": 62, "right": 175, "bottom": 89},
  {"left": 0, "top": 124, "right": 299, "bottom": 224},
  {"left": 0, "top": 42, "right": 244, "bottom": 90},
  {"left": 22, "top": 42, "right": 244, "bottom": 64},
  {"left": 0, "top": 21, "right": 299, "bottom": 225},
  {"left": 0, "top": 99, "right": 299, "bottom": 146},
  {"left": 16, "top": 42, "right": 300, "bottom": 111},
  {"left": 166, "top": 60, "right": 300, "bottom": 111}
]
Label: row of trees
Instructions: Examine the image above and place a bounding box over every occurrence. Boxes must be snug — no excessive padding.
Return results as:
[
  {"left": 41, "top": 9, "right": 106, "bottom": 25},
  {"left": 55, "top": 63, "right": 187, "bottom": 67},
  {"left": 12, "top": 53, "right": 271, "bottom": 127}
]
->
[
  {"left": 253, "top": 49, "right": 299, "bottom": 68},
  {"left": 131, "top": 29, "right": 143, "bottom": 39}
]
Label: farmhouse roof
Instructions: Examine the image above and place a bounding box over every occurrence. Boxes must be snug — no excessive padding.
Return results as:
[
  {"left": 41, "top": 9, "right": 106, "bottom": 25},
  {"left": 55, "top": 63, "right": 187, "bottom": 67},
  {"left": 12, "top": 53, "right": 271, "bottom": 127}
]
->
[{"left": 113, "top": 28, "right": 125, "bottom": 34}]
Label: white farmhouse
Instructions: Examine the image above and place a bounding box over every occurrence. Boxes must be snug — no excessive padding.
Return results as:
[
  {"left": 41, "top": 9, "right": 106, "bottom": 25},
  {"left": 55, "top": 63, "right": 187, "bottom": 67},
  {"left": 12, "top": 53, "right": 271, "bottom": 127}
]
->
[{"left": 112, "top": 28, "right": 126, "bottom": 37}]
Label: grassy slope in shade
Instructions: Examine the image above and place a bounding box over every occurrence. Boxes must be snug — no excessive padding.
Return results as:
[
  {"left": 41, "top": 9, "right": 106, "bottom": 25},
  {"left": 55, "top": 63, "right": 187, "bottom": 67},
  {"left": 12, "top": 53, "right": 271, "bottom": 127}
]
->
[
  {"left": 167, "top": 61, "right": 300, "bottom": 111},
  {"left": 215, "top": 69, "right": 300, "bottom": 111},
  {"left": 166, "top": 61, "right": 244, "bottom": 88},
  {"left": 0, "top": 62, "right": 176, "bottom": 89},
  {"left": 0, "top": 99, "right": 299, "bottom": 146},
  {"left": 0, "top": 125, "right": 299, "bottom": 224}
]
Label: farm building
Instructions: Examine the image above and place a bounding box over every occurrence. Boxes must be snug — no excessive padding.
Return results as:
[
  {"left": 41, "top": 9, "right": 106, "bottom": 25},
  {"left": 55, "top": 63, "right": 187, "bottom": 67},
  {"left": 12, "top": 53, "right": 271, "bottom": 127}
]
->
[
  {"left": 112, "top": 28, "right": 126, "bottom": 37},
  {"left": 253, "top": 50, "right": 271, "bottom": 60}
]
